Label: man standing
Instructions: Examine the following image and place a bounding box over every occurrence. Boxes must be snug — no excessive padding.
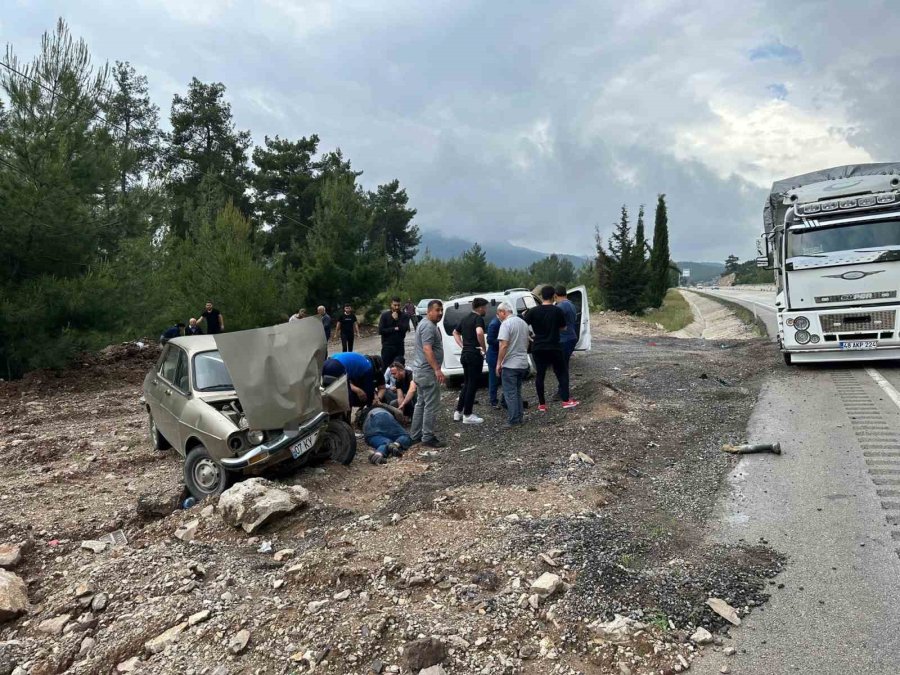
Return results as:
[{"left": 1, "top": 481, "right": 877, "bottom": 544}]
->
[
  {"left": 338, "top": 304, "right": 360, "bottom": 352},
  {"left": 496, "top": 302, "right": 530, "bottom": 427},
  {"left": 555, "top": 286, "right": 579, "bottom": 400},
  {"left": 485, "top": 311, "right": 502, "bottom": 408},
  {"left": 452, "top": 297, "right": 488, "bottom": 424},
  {"left": 378, "top": 296, "right": 410, "bottom": 368},
  {"left": 199, "top": 301, "right": 224, "bottom": 334},
  {"left": 317, "top": 306, "right": 332, "bottom": 344},
  {"left": 186, "top": 318, "right": 203, "bottom": 336},
  {"left": 404, "top": 298, "right": 417, "bottom": 327},
  {"left": 410, "top": 300, "right": 446, "bottom": 448},
  {"left": 525, "top": 286, "right": 579, "bottom": 411}
]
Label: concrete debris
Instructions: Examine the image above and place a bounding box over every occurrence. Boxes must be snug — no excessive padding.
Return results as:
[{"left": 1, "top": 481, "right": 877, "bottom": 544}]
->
[
  {"left": 691, "top": 626, "right": 713, "bottom": 644},
  {"left": 174, "top": 519, "right": 200, "bottom": 542},
  {"left": 273, "top": 548, "right": 294, "bottom": 562},
  {"left": 306, "top": 599, "right": 330, "bottom": 613},
  {"left": 590, "top": 614, "right": 647, "bottom": 644},
  {"left": 577, "top": 452, "right": 595, "bottom": 465},
  {"left": 80, "top": 539, "right": 108, "bottom": 553},
  {"left": 0, "top": 544, "right": 23, "bottom": 569},
  {"left": 721, "top": 442, "right": 782, "bottom": 456},
  {"left": 707, "top": 597, "right": 742, "bottom": 625},
  {"left": 0, "top": 570, "right": 28, "bottom": 622},
  {"left": 333, "top": 589, "right": 351, "bottom": 601},
  {"left": 188, "top": 609, "right": 211, "bottom": 626},
  {"left": 538, "top": 552, "right": 559, "bottom": 567},
  {"left": 218, "top": 478, "right": 309, "bottom": 533}
]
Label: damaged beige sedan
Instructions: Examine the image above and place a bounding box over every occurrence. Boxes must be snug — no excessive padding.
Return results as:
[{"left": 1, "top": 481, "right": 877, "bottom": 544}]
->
[{"left": 143, "top": 320, "right": 355, "bottom": 500}]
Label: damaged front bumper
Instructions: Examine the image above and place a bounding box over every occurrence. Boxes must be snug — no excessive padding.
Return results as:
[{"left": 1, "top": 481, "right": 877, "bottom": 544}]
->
[{"left": 220, "top": 411, "right": 329, "bottom": 470}]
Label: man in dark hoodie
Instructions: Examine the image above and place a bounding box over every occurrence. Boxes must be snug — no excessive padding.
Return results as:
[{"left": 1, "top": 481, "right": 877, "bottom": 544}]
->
[{"left": 378, "top": 296, "right": 411, "bottom": 368}]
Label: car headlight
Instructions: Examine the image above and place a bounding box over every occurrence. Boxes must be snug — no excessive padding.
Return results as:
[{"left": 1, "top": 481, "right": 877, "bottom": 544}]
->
[
  {"left": 793, "top": 316, "right": 809, "bottom": 331},
  {"left": 247, "top": 430, "right": 264, "bottom": 445},
  {"left": 795, "top": 330, "right": 811, "bottom": 344}
]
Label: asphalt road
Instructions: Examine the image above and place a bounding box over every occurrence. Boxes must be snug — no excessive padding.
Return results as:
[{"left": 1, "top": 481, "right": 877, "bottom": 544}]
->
[{"left": 691, "top": 287, "right": 900, "bottom": 675}]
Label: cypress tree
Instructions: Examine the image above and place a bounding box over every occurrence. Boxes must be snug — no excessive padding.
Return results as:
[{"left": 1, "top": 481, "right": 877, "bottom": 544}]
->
[
  {"left": 632, "top": 204, "right": 649, "bottom": 308},
  {"left": 648, "top": 194, "right": 671, "bottom": 308}
]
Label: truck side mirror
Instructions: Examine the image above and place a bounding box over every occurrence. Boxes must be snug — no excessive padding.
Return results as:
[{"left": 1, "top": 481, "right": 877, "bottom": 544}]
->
[{"left": 756, "top": 237, "right": 766, "bottom": 256}]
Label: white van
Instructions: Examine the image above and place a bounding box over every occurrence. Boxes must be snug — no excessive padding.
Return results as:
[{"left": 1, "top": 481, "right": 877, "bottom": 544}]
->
[{"left": 438, "top": 287, "right": 592, "bottom": 377}]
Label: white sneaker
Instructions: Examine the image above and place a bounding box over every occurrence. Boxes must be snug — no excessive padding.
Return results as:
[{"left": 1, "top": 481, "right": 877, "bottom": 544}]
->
[
  {"left": 463, "top": 414, "right": 484, "bottom": 424},
  {"left": 453, "top": 410, "right": 463, "bottom": 421}
]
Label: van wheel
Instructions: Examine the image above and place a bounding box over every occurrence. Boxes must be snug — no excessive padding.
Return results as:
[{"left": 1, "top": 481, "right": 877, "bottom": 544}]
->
[
  {"left": 149, "top": 412, "right": 171, "bottom": 450},
  {"left": 184, "top": 444, "right": 232, "bottom": 500},
  {"left": 320, "top": 420, "right": 357, "bottom": 465},
  {"left": 782, "top": 352, "right": 792, "bottom": 366}
]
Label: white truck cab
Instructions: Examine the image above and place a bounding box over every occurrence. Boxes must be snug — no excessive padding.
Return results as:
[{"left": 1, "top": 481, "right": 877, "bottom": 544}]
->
[
  {"left": 760, "top": 163, "right": 900, "bottom": 364},
  {"left": 437, "top": 286, "right": 592, "bottom": 377}
]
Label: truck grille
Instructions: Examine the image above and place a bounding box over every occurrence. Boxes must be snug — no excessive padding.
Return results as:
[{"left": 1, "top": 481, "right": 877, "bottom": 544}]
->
[{"left": 819, "top": 311, "right": 896, "bottom": 334}]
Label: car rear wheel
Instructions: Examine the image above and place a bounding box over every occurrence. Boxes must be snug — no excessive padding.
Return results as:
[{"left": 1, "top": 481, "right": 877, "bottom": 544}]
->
[
  {"left": 183, "top": 444, "right": 232, "bottom": 500},
  {"left": 149, "top": 412, "right": 171, "bottom": 451},
  {"left": 319, "top": 420, "right": 357, "bottom": 465}
]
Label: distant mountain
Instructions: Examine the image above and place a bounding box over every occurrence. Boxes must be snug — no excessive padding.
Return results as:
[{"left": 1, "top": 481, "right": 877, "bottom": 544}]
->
[
  {"left": 417, "top": 230, "right": 590, "bottom": 269},
  {"left": 674, "top": 261, "right": 725, "bottom": 283}
]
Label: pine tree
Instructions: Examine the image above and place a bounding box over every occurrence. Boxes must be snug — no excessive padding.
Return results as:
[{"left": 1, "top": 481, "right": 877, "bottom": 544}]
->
[
  {"left": 601, "top": 206, "right": 644, "bottom": 313},
  {"left": 647, "top": 194, "right": 671, "bottom": 308}
]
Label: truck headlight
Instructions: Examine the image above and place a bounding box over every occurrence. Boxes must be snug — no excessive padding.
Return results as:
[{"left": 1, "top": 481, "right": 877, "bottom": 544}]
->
[
  {"left": 247, "top": 430, "right": 264, "bottom": 445},
  {"left": 795, "top": 330, "right": 811, "bottom": 344},
  {"left": 793, "top": 316, "right": 809, "bottom": 331}
]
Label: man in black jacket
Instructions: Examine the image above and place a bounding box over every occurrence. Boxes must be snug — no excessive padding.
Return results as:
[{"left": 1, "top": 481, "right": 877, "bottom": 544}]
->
[{"left": 378, "top": 296, "right": 410, "bottom": 367}]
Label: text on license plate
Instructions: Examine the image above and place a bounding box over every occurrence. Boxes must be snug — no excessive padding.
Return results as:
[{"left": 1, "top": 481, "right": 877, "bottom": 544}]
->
[
  {"left": 839, "top": 340, "right": 877, "bottom": 351},
  {"left": 290, "top": 431, "right": 319, "bottom": 459}
]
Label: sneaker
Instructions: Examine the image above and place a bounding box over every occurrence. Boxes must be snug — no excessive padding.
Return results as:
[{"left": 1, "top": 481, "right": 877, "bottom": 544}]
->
[
  {"left": 410, "top": 435, "right": 422, "bottom": 445},
  {"left": 453, "top": 410, "right": 463, "bottom": 421},
  {"left": 423, "top": 437, "right": 446, "bottom": 448},
  {"left": 463, "top": 414, "right": 484, "bottom": 424},
  {"left": 537, "top": 404, "right": 548, "bottom": 413},
  {"left": 388, "top": 441, "right": 403, "bottom": 456},
  {"left": 368, "top": 451, "right": 386, "bottom": 465},
  {"left": 562, "top": 400, "right": 580, "bottom": 409}
]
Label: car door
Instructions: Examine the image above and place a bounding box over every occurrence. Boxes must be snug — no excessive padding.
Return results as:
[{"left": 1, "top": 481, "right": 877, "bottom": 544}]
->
[
  {"left": 158, "top": 347, "right": 192, "bottom": 451},
  {"left": 151, "top": 345, "right": 181, "bottom": 443},
  {"left": 567, "top": 285, "right": 593, "bottom": 351}
]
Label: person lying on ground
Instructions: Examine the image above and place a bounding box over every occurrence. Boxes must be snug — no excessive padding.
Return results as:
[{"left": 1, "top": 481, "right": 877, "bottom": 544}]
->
[{"left": 359, "top": 405, "right": 413, "bottom": 464}]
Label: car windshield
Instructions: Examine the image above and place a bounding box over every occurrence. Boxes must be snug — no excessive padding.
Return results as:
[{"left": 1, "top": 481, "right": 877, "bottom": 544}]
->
[
  {"left": 788, "top": 218, "right": 900, "bottom": 257},
  {"left": 193, "top": 350, "right": 234, "bottom": 391}
]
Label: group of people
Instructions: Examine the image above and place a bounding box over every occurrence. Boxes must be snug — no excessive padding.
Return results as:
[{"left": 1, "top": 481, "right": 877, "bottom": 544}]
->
[
  {"left": 320, "top": 286, "right": 581, "bottom": 463},
  {"left": 159, "top": 301, "right": 225, "bottom": 342}
]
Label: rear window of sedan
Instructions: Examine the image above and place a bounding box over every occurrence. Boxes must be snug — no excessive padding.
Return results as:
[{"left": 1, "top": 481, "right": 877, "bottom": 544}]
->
[{"left": 193, "top": 351, "right": 234, "bottom": 392}]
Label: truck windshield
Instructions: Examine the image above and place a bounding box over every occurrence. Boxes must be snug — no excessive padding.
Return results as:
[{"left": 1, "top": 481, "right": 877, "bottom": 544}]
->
[
  {"left": 787, "top": 219, "right": 900, "bottom": 257},
  {"left": 193, "top": 350, "right": 234, "bottom": 391}
]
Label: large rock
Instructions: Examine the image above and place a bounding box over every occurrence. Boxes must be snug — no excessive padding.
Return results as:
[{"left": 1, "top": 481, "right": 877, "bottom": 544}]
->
[
  {"left": 401, "top": 638, "right": 447, "bottom": 672},
  {"left": 218, "top": 478, "right": 310, "bottom": 534},
  {"left": 0, "top": 544, "right": 22, "bottom": 569},
  {"left": 530, "top": 572, "right": 562, "bottom": 597},
  {"left": 37, "top": 613, "right": 71, "bottom": 635},
  {"left": 0, "top": 569, "right": 28, "bottom": 622}
]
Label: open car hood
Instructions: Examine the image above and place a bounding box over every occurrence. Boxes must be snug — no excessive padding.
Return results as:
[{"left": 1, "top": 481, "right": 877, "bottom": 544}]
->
[{"left": 214, "top": 320, "right": 327, "bottom": 430}]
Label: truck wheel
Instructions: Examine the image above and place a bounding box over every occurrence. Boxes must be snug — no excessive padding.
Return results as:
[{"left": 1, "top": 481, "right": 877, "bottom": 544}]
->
[
  {"left": 184, "top": 444, "right": 232, "bottom": 500},
  {"left": 320, "top": 420, "right": 357, "bottom": 466},
  {"left": 149, "top": 412, "right": 171, "bottom": 451},
  {"left": 782, "top": 352, "right": 792, "bottom": 366}
]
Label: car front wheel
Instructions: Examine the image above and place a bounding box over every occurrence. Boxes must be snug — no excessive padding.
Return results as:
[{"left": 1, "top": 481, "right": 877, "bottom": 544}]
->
[
  {"left": 183, "top": 444, "right": 232, "bottom": 500},
  {"left": 149, "top": 412, "right": 171, "bottom": 451}
]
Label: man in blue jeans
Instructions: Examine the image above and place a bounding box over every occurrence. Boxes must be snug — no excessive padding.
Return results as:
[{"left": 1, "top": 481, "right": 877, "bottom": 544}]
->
[
  {"left": 495, "top": 302, "right": 530, "bottom": 427},
  {"left": 555, "top": 285, "right": 579, "bottom": 400},
  {"left": 485, "top": 312, "right": 502, "bottom": 407},
  {"left": 362, "top": 406, "right": 413, "bottom": 464}
]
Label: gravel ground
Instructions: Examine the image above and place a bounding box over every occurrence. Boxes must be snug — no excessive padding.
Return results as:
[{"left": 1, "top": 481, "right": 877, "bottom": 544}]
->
[{"left": 0, "top": 315, "right": 785, "bottom": 675}]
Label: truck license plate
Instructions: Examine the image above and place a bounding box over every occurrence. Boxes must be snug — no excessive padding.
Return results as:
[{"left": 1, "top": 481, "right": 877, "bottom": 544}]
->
[
  {"left": 290, "top": 432, "right": 319, "bottom": 459},
  {"left": 839, "top": 340, "right": 877, "bottom": 351}
]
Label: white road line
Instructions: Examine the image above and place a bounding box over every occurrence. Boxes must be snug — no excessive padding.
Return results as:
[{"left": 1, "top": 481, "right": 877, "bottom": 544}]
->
[{"left": 866, "top": 368, "right": 900, "bottom": 412}]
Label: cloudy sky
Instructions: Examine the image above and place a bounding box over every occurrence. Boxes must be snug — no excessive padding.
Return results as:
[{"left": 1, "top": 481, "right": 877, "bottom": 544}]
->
[{"left": 4, "top": 0, "right": 898, "bottom": 262}]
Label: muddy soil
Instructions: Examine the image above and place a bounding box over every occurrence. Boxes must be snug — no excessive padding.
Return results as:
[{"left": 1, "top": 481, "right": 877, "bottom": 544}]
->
[{"left": 0, "top": 316, "right": 784, "bottom": 675}]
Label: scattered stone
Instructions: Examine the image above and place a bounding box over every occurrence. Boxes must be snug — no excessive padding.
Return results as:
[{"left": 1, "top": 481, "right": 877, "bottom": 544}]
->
[
  {"left": 144, "top": 622, "right": 187, "bottom": 654},
  {"left": 530, "top": 572, "right": 562, "bottom": 597},
  {"left": 369, "top": 658, "right": 384, "bottom": 673},
  {"left": 590, "top": 615, "right": 647, "bottom": 645},
  {"left": 720, "top": 667, "right": 730, "bottom": 674},
  {"left": 419, "top": 666, "right": 447, "bottom": 675},
  {"left": 37, "top": 613, "right": 71, "bottom": 635},
  {"left": 401, "top": 638, "right": 447, "bottom": 672},
  {"left": 174, "top": 519, "right": 200, "bottom": 542},
  {"left": 117, "top": 656, "right": 141, "bottom": 672},
  {"left": 90, "top": 592, "right": 109, "bottom": 612},
  {"left": 74, "top": 582, "right": 94, "bottom": 597},
  {"left": 79, "top": 636, "right": 96, "bottom": 655},
  {"left": 80, "top": 540, "right": 108, "bottom": 554},
  {"left": 0, "top": 544, "right": 22, "bottom": 569},
  {"left": 619, "top": 664, "right": 633, "bottom": 675},
  {"left": 707, "top": 597, "right": 741, "bottom": 626},
  {"left": 723, "top": 646, "right": 736, "bottom": 656},
  {"left": 200, "top": 504, "right": 216, "bottom": 518},
  {"left": 448, "top": 636, "right": 470, "bottom": 650},
  {"left": 333, "top": 589, "right": 351, "bottom": 601},
  {"left": 568, "top": 453, "right": 580, "bottom": 463},
  {"left": 272, "top": 579, "right": 284, "bottom": 589},
  {"left": 577, "top": 452, "right": 595, "bottom": 465},
  {"left": 307, "top": 599, "right": 329, "bottom": 613},
  {"left": 691, "top": 627, "right": 713, "bottom": 644},
  {"left": 677, "top": 654, "right": 690, "bottom": 670},
  {"left": 504, "top": 513, "right": 521, "bottom": 522},
  {"left": 390, "top": 513, "right": 401, "bottom": 525},
  {"left": 273, "top": 548, "right": 294, "bottom": 562},
  {"left": 528, "top": 594, "right": 540, "bottom": 609},
  {"left": 218, "top": 478, "right": 310, "bottom": 533},
  {"left": 257, "top": 540, "right": 273, "bottom": 554},
  {"left": 188, "top": 609, "right": 211, "bottom": 626},
  {"left": 538, "top": 553, "right": 559, "bottom": 567},
  {"left": 0, "top": 570, "right": 28, "bottom": 622},
  {"left": 229, "top": 629, "right": 251, "bottom": 654}
]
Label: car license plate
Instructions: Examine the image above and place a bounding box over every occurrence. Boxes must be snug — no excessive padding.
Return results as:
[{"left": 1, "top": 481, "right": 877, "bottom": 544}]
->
[
  {"left": 290, "top": 432, "right": 319, "bottom": 459},
  {"left": 839, "top": 340, "right": 877, "bottom": 351}
]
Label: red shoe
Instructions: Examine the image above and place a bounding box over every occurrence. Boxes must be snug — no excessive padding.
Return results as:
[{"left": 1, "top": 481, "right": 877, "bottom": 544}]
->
[
  {"left": 562, "top": 400, "right": 580, "bottom": 409},
  {"left": 537, "top": 404, "right": 548, "bottom": 412}
]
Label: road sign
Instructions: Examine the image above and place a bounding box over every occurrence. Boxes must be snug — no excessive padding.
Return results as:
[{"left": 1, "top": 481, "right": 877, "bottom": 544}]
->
[{"left": 682, "top": 268, "right": 691, "bottom": 278}]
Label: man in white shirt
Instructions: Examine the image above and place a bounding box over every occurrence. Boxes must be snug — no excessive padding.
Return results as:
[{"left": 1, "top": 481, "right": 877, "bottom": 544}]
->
[{"left": 495, "top": 302, "right": 530, "bottom": 427}]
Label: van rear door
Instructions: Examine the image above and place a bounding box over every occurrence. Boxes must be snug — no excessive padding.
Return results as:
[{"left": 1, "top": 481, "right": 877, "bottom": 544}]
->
[{"left": 568, "top": 285, "right": 593, "bottom": 351}]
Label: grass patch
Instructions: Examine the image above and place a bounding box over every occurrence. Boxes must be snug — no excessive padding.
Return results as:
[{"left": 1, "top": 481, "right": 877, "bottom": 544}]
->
[{"left": 638, "top": 289, "right": 693, "bottom": 332}]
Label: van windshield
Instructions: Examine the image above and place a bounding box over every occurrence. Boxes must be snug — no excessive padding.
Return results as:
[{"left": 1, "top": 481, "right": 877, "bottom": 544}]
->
[{"left": 788, "top": 219, "right": 900, "bottom": 257}]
